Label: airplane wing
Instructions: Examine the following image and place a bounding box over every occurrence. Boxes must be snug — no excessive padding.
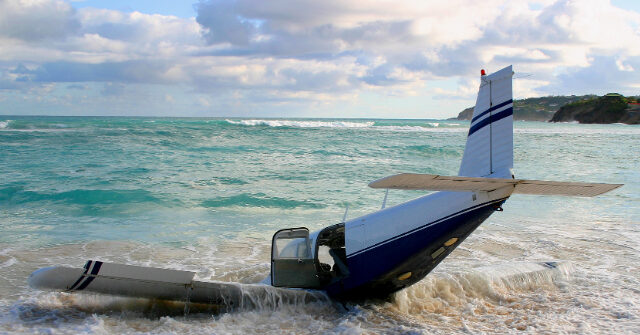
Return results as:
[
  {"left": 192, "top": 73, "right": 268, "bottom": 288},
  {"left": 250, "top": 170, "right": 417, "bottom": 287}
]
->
[
  {"left": 28, "top": 260, "right": 325, "bottom": 309},
  {"left": 368, "top": 173, "right": 623, "bottom": 197}
]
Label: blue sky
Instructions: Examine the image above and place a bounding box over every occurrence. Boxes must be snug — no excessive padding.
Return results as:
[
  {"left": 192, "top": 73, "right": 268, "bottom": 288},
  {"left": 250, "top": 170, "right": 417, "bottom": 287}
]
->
[
  {"left": 71, "top": 0, "right": 197, "bottom": 18},
  {"left": 1, "top": 0, "right": 639, "bottom": 118},
  {"left": 612, "top": 0, "right": 640, "bottom": 12}
]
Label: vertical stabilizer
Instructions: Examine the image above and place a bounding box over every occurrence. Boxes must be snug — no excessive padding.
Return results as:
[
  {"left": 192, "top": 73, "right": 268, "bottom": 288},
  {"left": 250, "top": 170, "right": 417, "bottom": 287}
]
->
[{"left": 458, "top": 66, "right": 513, "bottom": 178}]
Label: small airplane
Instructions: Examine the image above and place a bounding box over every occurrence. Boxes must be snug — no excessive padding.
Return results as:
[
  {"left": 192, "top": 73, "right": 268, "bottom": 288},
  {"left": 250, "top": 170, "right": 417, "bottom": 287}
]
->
[{"left": 28, "top": 65, "right": 622, "bottom": 308}]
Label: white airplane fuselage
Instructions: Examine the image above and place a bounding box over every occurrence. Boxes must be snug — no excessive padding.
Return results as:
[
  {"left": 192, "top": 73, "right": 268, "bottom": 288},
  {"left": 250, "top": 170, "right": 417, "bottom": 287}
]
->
[{"left": 296, "top": 187, "right": 513, "bottom": 299}]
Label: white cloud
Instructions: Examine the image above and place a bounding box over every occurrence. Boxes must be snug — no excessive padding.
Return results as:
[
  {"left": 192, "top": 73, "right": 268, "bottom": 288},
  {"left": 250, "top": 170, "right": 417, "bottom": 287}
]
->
[
  {"left": 0, "top": 0, "right": 639, "bottom": 117},
  {"left": 616, "top": 58, "right": 634, "bottom": 71},
  {"left": 0, "top": 0, "right": 80, "bottom": 41}
]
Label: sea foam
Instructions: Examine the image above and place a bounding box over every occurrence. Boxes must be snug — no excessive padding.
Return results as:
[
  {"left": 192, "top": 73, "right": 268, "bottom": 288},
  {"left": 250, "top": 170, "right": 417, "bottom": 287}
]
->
[
  {"left": 224, "top": 119, "right": 467, "bottom": 132},
  {"left": 225, "top": 119, "right": 375, "bottom": 128}
]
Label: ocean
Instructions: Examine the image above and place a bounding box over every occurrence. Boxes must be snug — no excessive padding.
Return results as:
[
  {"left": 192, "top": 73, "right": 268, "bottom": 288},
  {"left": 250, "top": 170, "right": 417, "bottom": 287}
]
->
[{"left": 0, "top": 116, "right": 638, "bottom": 334}]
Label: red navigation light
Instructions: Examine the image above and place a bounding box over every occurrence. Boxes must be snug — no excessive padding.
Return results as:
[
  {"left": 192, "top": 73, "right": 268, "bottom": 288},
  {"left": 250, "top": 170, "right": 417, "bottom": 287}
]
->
[{"left": 481, "top": 69, "right": 486, "bottom": 76}]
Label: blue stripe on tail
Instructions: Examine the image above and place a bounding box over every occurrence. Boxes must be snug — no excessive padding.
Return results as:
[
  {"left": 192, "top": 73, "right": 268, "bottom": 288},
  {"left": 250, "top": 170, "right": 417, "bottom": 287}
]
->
[{"left": 468, "top": 106, "right": 513, "bottom": 137}]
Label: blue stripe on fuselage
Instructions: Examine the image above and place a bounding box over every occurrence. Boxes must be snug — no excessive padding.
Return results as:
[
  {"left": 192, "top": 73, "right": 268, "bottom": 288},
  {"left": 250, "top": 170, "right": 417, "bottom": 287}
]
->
[{"left": 348, "top": 198, "right": 502, "bottom": 258}]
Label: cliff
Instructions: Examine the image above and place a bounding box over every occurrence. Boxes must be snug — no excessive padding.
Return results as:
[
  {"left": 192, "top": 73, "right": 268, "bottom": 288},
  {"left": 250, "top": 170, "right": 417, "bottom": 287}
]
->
[
  {"left": 453, "top": 95, "right": 595, "bottom": 121},
  {"left": 550, "top": 94, "right": 640, "bottom": 124}
]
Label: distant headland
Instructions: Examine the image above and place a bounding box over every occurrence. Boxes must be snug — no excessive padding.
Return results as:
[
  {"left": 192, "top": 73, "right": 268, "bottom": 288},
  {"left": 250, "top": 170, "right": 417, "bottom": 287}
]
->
[{"left": 452, "top": 94, "right": 640, "bottom": 124}]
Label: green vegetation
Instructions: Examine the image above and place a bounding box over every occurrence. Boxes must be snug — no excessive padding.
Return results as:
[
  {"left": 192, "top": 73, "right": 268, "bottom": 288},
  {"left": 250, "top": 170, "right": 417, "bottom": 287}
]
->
[
  {"left": 453, "top": 94, "right": 640, "bottom": 124},
  {"left": 453, "top": 95, "right": 595, "bottom": 121},
  {"left": 550, "top": 94, "right": 640, "bottom": 124}
]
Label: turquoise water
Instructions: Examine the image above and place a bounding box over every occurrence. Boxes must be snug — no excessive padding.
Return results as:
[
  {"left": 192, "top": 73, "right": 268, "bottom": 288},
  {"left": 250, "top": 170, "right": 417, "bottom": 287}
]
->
[{"left": 0, "top": 116, "right": 638, "bottom": 333}]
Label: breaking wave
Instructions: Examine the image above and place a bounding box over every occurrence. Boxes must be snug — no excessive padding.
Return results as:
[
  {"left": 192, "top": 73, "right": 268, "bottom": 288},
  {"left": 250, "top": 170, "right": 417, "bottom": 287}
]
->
[
  {"left": 225, "top": 119, "right": 375, "bottom": 128},
  {"left": 0, "top": 120, "right": 11, "bottom": 129},
  {"left": 374, "top": 125, "right": 467, "bottom": 133},
  {"left": 224, "top": 119, "right": 466, "bottom": 132},
  {"left": 386, "top": 262, "right": 573, "bottom": 332}
]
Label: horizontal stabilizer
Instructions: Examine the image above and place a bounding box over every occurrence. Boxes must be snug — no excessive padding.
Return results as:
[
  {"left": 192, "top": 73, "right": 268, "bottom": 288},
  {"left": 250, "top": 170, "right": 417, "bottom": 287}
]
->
[{"left": 369, "top": 173, "right": 622, "bottom": 197}]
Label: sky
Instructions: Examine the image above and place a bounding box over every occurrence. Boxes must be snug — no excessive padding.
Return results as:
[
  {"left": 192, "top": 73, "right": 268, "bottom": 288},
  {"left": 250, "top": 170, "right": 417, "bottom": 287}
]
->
[{"left": 0, "top": 0, "right": 639, "bottom": 118}]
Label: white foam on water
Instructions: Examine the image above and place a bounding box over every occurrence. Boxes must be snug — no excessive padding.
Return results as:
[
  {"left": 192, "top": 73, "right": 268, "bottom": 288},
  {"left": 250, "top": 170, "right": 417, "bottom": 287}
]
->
[
  {"left": 4, "top": 287, "right": 341, "bottom": 335},
  {"left": 224, "top": 119, "right": 468, "bottom": 133},
  {"left": 0, "top": 257, "right": 16, "bottom": 269},
  {"left": 373, "top": 125, "right": 467, "bottom": 133},
  {"left": 383, "top": 262, "right": 574, "bottom": 333},
  {"left": 0, "top": 128, "right": 77, "bottom": 133},
  {"left": 225, "top": 119, "right": 375, "bottom": 128},
  {"left": 2, "top": 234, "right": 640, "bottom": 334},
  {"left": 0, "top": 120, "right": 10, "bottom": 129}
]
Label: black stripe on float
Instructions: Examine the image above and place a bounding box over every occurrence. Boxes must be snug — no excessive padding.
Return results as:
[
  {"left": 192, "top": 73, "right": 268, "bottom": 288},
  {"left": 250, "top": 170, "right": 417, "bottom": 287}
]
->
[
  {"left": 75, "top": 261, "right": 103, "bottom": 291},
  {"left": 68, "top": 260, "right": 92, "bottom": 291}
]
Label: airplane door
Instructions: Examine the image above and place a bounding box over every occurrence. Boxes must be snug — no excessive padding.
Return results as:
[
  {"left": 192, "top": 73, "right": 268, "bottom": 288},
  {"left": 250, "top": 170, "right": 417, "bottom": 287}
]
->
[{"left": 271, "top": 227, "right": 321, "bottom": 288}]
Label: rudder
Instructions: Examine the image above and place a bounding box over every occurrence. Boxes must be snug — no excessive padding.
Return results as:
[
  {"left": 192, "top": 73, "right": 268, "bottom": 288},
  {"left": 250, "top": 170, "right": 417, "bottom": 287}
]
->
[{"left": 458, "top": 66, "right": 514, "bottom": 178}]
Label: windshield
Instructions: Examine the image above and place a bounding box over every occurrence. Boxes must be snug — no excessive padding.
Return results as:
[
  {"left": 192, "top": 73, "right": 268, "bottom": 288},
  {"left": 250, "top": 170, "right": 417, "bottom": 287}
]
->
[
  {"left": 272, "top": 228, "right": 313, "bottom": 260},
  {"left": 276, "top": 238, "right": 311, "bottom": 259}
]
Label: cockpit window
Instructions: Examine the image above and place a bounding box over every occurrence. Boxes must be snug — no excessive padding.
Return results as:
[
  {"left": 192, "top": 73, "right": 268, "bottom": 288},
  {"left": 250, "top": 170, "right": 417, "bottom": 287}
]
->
[
  {"left": 272, "top": 228, "right": 313, "bottom": 260},
  {"left": 275, "top": 237, "right": 311, "bottom": 259}
]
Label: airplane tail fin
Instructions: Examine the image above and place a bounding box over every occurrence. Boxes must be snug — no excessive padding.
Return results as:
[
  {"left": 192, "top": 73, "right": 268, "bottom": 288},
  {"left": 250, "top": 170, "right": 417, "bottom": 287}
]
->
[
  {"left": 458, "top": 66, "right": 514, "bottom": 178},
  {"left": 369, "top": 65, "right": 623, "bottom": 198}
]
